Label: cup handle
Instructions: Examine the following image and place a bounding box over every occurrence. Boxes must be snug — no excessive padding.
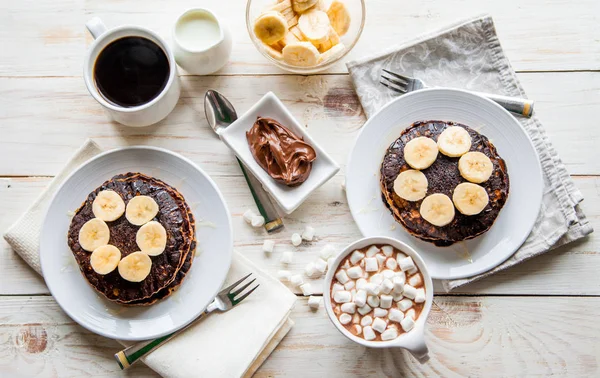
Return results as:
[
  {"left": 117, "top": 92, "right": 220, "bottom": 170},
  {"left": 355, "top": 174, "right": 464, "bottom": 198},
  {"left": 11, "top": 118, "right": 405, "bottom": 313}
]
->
[
  {"left": 86, "top": 17, "right": 107, "bottom": 39},
  {"left": 401, "top": 328, "right": 430, "bottom": 364}
]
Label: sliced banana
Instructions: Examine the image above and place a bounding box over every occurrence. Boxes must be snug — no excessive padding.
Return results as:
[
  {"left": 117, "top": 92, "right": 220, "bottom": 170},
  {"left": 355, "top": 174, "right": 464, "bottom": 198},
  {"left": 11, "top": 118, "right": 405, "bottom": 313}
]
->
[
  {"left": 287, "top": 14, "right": 299, "bottom": 28},
  {"left": 92, "top": 190, "right": 125, "bottom": 222},
  {"left": 317, "top": 42, "right": 345, "bottom": 64},
  {"left": 393, "top": 170, "right": 428, "bottom": 201},
  {"left": 118, "top": 252, "right": 152, "bottom": 283},
  {"left": 278, "top": 31, "right": 300, "bottom": 48},
  {"left": 298, "top": 9, "right": 331, "bottom": 44},
  {"left": 90, "top": 245, "right": 121, "bottom": 275},
  {"left": 459, "top": 151, "right": 494, "bottom": 183},
  {"left": 282, "top": 42, "right": 320, "bottom": 67},
  {"left": 136, "top": 221, "right": 167, "bottom": 256},
  {"left": 125, "top": 195, "right": 159, "bottom": 226},
  {"left": 314, "top": 0, "right": 327, "bottom": 11},
  {"left": 293, "top": 0, "right": 318, "bottom": 13},
  {"left": 453, "top": 182, "right": 489, "bottom": 215},
  {"left": 420, "top": 193, "right": 455, "bottom": 227},
  {"left": 403, "top": 137, "right": 438, "bottom": 170},
  {"left": 78, "top": 218, "right": 110, "bottom": 252},
  {"left": 264, "top": 43, "right": 284, "bottom": 60},
  {"left": 254, "top": 11, "right": 288, "bottom": 45},
  {"left": 289, "top": 26, "right": 305, "bottom": 40},
  {"left": 315, "top": 27, "right": 339, "bottom": 52},
  {"left": 327, "top": 0, "right": 351, "bottom": 36},
  {"left": 437, "top": 126, "right": 472, "bottom": 157},
  {"left": 268, "top": 0, "right": 293, "bottom": 13}
]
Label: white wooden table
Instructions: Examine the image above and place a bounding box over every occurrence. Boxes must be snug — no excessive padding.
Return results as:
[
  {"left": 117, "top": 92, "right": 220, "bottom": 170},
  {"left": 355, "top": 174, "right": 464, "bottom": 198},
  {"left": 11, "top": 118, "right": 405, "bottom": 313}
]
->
[{"left": 1, "top": 0, "right": 599, "bottom": 376}]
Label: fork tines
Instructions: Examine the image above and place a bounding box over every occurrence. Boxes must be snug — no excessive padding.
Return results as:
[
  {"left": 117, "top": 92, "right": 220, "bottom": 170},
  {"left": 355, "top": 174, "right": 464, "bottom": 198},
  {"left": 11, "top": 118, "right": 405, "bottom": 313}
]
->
[
  {"left": 380, "top": 69, "right": 413, "bottom": 94},
  {"left": 227, "top": 273, "right": 259, "bottom": 305}
]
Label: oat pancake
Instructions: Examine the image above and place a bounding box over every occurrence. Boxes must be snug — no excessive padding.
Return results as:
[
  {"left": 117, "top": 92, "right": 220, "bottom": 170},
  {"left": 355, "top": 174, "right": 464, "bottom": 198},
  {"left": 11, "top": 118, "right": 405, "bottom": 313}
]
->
[
  {"left": 380, "top": 121, "right": 509, "bottom": 246},
  {"left": 67, "top": 173, "right": 195, "bottom": 303}
]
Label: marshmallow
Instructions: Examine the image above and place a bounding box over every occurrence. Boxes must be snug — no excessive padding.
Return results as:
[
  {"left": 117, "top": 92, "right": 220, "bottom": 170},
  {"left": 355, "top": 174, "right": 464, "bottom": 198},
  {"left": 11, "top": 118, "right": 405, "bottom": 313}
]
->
[
  {"left": 361, "top": 315, "right": 373, "bottom": 326},
  {"left": 280, "top": 251, "right": 293, "bottom": 264},
  {"left": 359, "top": 260, "right": 365, "bottom": 268},
  {"left": 347, "top": 266, "right": 363, "bottom": 279},
  {"left": 364, "top": 257, "right": 378, "bottom": 272},
  {"left": 406, "top": 309, "right": 416, "bottom": 320},
  {"left": 365, "top": 246, "right": 380, "bottom": 257},
  {"left": 335, "top": 270, "right": 350, "bottom": 284},
  {"left": 381, "top": 327, "right": 399, "bottom": 341},
  {"left": 350, "top": 289, "right": 357, "bottom": 301},
  {"left": 392, "top": 276, "right": 405, "bottom": 293},
  {"left": 398, "top": 298, "right": 414, "bottom": 311},
  {"left": 357, "top": 305, "right": 372, "bottom": 315},
  {"left": 304, "top": 262, "right": 317, "bottom": 278},
  {"left": 376, "top": 253, "right": 386, "bottom": 267},
  {"left": 367, "top": 295, "right": 380, "bottom": 308},
  {"left": 403, "top": 284, "right": 417, "bottom": 299},
  {"left": 308, "top": 296, "right": 322, "bottom": 309},
  {"left": 277, "top": 270, "right": 291, "bottom": 281},
  {"left": 354, "top": 289, "right": 367, "bottom": 307},
  {"left": 301, "top": 226, "right": 315, "bottom": 241},
  {"left": 415, "top": 288, "right": 426, "bottom": 304},
  {"left": 381, "top": 245, "right": 394, "bottom": 257},
  {"left": 314, "top": 258, "right": 328, "bottom": 274},
  {"left": 300, "top": 283, "right": 313, "bottom": 296},
  {"left": 344, "top": 280, "right": 355, "bottom": 290},
  {"left": 393, "top": 292, "right": 404, "bottom": 302},
  {"left": 327, "top": 257, "right": 335, "bottom": 270},
  {"left": 398, "top": 256, "right": 417, "bottom": 274},
  {"left": 291, "top": 274, "right": 304, "bottom": 287},
  {"left": 382, "top": 269, "right": 395, "bottom": 279},
  {"left": 341, "top": 260, "right": 351, "bottom": 269},
  {"left": 291, "top": 233, "right": 302, "bottom": 246},
  {"left": 385, "top": 258, "right": 397, "bottom": 270},
  {"left": 341, "top": 302, "right": 356, "bottom": 314},
  {"left": 356, "top": 278, "right": 368, "bottom": 290},
  {"left": 365, "top": 283, "right": 380, "bottom": 296},
  {"left": 363, "top": 326, "right": 376, "bottom": 341},
  {"left": 372, "top": 317, "right": 387, "bottom": 333},
  {"left": 353, "top": 313, "right": 361, "bottom": 324},
  {"left": 352, "top": 324, "right": 362, "bottom": 336},
  {"left": 333, "top": 290, "right": 352, "bottom": 303},
  {"left": 339, "top": 313, "right": 352, "bottom": 325},
  {"left": 380, "top": 279, "right": 394, "bottom": 295},
  {"left": 374, "top": 308, "right": 388, "bottom": 318},
  {"left": 320, "top": 244, "right": 336, "bottom": 259},
  {"left": 242, "top": 209, "right": 256, "bottom": 224},
  {"left": 263, "top": 240, "right": 275, "bottom": 253},
  {"left": 350, "top": 250, "right": 365, "bottom": 265},
  {"left": 331, "top": 282, "right": 343, "bottom": 293},
  {"left": 395, "top": 252, "right": 407, "bottom": 262},
  {"left": 251, "top": 215, "right": 265, "bottom": 228},
  {"left": 401, "top": 316, "right": 415, "bottom": 332},
  {"left": 389, "top": 308, "right": 404, "bottom": 323},
  {"left": 369, "top": 273, "right": 383, "bottom": 285},
  {"left": 380, "top": 295, "right": 393, "bottom": 309},
  {"left": 395, "top": 270, "right": 406, "bottom": 280},
  {"left": 408, "top": 273, "right": 423, "bottom": 287}
]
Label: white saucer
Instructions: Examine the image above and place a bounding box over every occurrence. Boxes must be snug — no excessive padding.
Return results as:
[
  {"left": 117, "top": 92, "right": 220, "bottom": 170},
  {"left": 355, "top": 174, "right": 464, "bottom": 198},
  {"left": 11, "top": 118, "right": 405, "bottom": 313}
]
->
[
  {"left": 346, "top": 89, "right": 543, "bottom": 280},
  {"left": 40, "top": 146, "right": 233, "bottom": 340}
]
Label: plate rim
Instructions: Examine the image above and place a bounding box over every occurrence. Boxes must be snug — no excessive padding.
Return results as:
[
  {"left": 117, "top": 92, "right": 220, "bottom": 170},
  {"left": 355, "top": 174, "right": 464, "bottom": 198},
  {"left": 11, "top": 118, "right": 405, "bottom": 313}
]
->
[
  {"left": 39, "top": 145, "right": 233, "bottom": 340},
  {"left": 346, "top": 88, "right": 543, "bottom": 280}
]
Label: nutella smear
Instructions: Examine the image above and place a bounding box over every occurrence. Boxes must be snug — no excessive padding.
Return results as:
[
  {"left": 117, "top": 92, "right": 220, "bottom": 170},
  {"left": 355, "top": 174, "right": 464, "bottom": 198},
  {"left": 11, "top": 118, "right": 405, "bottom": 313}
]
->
[{"left": 246, "top": 117, "right": 316, "bottom": 186}]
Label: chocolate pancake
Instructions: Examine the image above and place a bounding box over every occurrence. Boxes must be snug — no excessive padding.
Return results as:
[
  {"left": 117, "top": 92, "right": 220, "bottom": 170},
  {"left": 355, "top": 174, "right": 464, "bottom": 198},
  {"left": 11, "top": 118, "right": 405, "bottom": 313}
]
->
[
  {"left": 380, "top": 121, "right": 509, "bottom": 246},
  {"left": 68, "top": 173, "right": 195, "bottom": 303}
]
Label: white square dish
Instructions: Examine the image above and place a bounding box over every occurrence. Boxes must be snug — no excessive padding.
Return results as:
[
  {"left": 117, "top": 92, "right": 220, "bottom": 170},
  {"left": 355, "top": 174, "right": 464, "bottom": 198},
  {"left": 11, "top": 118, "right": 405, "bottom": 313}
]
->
[{"left": 220, "top": 92, "right": 339, "bottom": 214}]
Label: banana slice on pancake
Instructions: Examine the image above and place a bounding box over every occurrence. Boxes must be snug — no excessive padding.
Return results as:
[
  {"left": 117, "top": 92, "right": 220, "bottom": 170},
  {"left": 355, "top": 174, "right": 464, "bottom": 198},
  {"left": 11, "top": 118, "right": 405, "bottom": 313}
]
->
[
  {"left": 298, "top": 9, "right": 331, "bottom": 44},
  {"left": 254, "top": 11, "right": 288, "bottom": 45},
  {"left": 78, "top": 218, "right": 110, "bottom": 252},
  {"left": 126, "top": 195, "right": 159, "bottom": 226},
  {"left": 92, "top": 190, "right": 125, "bottom": 222},
  {"left": 437, "top": 126, "right": 472, "bottom": 157},
  {"left": 90, "top": 245, "right": 121, "bottom": 275},
  {"left": 136, "top": 221, "right": 167, "bottom": 256},
  {"left": 327, "top": 0, "right": 351, "bottom": 36},
  {"left": 282, "top": 42, "right": 320, "bottom": 66},
  {"left": 458, "top": 151, "right": 494, "bottom": 183},
  {"left": 453, "top": 182, "right": 489, "bottom": 215},
  {"left": 420, "top": 193, "right": 455, "bottom": 227},
  {"left": 393, "top": 169, "right": 428, "bottom": 201},
  {"left": 403, "top": 137, "right": 438, "bottom": 170},
  {"left": 118, "top": 252, "right": 152, "bottom": 283}
]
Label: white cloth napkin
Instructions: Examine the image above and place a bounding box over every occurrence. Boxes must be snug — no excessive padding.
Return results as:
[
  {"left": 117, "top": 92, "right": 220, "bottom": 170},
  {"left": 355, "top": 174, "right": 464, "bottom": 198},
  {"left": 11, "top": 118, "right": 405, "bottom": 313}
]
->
[
  {"left": 346, "top": 15, "right": 593, "bottom": 291},
  {"left": 3, "top": 139, "right": 297, "bottom": 377}
]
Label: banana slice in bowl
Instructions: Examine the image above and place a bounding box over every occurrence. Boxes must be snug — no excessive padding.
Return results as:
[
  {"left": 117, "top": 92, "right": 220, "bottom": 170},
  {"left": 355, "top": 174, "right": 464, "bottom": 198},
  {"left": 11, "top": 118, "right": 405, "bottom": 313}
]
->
[
  {"left": 254, "top": 11, "right": 289, "bottom": 44},
  {"left": 327, "top": 0, "right": 351, "bottom": 36},
  {"left": 282, "top": 42, "right": 320, "bottom": 66},
  {"left": 298, "top": 9, "right": 331, "bottom": 44}
]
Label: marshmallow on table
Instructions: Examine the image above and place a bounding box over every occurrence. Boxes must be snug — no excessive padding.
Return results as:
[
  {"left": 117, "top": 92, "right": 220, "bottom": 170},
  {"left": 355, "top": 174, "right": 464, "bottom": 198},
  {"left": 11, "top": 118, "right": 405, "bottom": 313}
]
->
[
  {"left": 408, "top": 273, "right": 423, "bottom": 287},
  {"left": 251, "top": 215, "right": 265, "bottom": 228},
  {"left": 373, "top": 308, "right": 388, "bottom": 318},
  {"left": 304, "top": 262, "right": 317, "bottom": 278},
  {"left": 415, "top": 288, "right": 426, "bottom": 304},
  {"left": 392, "top": 276, "right": 405, "bottom": 293},
  {"left": 308, "top": 296, "right": 322, "bottom": 309},
  {"left": 320, "top": 244, "right": 336, "bottom": 259},
  {"left": 401, "top": 316, "right": 415, "bottom": 332},
  {"left": 361, "top": 315, "right": 373, "bottom": 326},
  {"left": 341, "top": 303, "right": 356, "bottom": 314},
  {"left": 367, "top": 295, "right": 380, "bottom": 308},
  {"left": 365, "top": 283, "right": 380, "bottom": 296},
  {"left": 354, "top": 290, "right": 367, "bottom": 307},
  {"left": 365, "top": 246, "right": 380, "bottom": 257},
  {"left": 242, "top": 209, "right": 256, "bottom": 224},
  {"left": 364, "top": 257, "right": 378, "bottom": 272},
  {"left": 350, "top": 250, "right": 365, "bottom": 265},
  {"left": 356, "top": 278, "right": 368, "bottom": 290},
  {"left": 291, "top": 274, "right": 304, "bottom": 287},
  {"left": 262, "top": 240, "right": 275, "bottom": 253},
  {"left": 380, "top": 295, "right": 393, "bottom": 309},
  {"left": 301, "top": 226, "right": 315, "bottom": 241},
  {"left": 363, "top": 326, "right": 376, "bottom": 341},
  {"left": 300, "top": 283, "right": 313, "bottom": 296},
  {"left": 385, "top": 258, "right": 397, "bottom": 270},
  {"left": 388, "top": 308, "right": 404, "bottom": 323},
  {"left": 405, "top": 309, "right": 416, "bottom": 320},
  {"left": 339, "top": 313, "right": 352, "bottom": 325},
  {"left": 357, "top": 305, "right": 372, "bottom": 315},
  {"left": 381, "top": 327, "right": 399, "bottom": 341},
  {"left": 398, "top": 298, "right": 413, "bottom": 311},
  {"left": 381, "top": 245, "right": 394, "bottom": 257},
  {"left": 280, "top": 251, "right": 293, "bottom": 264},
  {"left": 344, "top": 280, "right": 355, "bottom": 290},
  {"left": 403, "top": 284, "right": 417, "bottom": 299},
  {"left": 376, "top": 253, "right": 386, "bottom": 267},
  {"left": 335, "top": 270, "right": 350, "bottom": 284},
  {"left": 347, "top": 266, "right": 363, "bottom": 279},
  {"left": 398, "top": 256, "right": 418, "bottom": 274},
  {"left": 369, "top": 273, "right": 383, "bottom": 285},
  {"left": 333, "top": 290, "right": 352, "bottom": 303},
  {"left": 291, "top": 233, "right": 302, "bottom": 246},
  {"left": 380, "top": 279, "right": 393, "bottom": 294},
  {"left": 277, "top": 270, "right": 291, "bottom": 281},
  {"left": 314, "top": 258, "right": 328, "bottom": 275},
  {"left": 372, "top": 317, "right": 387, "bottom": 333}
]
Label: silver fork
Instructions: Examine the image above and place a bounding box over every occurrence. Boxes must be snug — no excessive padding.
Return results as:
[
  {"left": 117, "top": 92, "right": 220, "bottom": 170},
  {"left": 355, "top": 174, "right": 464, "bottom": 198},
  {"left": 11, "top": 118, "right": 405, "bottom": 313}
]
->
[
  {"left": 381, "top": 69, "right": 534, "bottom": 118},
  {"left": 114, "top": 273, "right": 259, "bottom": 370}
]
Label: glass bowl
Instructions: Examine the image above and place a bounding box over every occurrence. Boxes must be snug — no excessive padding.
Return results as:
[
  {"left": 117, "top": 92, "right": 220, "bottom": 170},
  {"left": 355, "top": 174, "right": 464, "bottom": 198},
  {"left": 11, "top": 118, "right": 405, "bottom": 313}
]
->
[{"left": 246, "top": 0, "right": 366, "bottom": 74}]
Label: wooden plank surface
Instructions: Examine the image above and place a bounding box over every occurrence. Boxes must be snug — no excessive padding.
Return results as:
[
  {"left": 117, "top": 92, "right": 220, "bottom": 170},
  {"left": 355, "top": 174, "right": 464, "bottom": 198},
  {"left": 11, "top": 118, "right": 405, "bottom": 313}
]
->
[{"left": 1, "top": 296, "right": 598, "bottom": 377}]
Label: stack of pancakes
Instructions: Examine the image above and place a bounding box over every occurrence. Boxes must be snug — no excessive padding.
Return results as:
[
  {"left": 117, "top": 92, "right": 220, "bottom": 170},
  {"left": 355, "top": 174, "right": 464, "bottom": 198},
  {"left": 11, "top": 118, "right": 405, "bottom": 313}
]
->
[
  {"left": 380, "top": 121, "right": 510, "bottom": 246},
  {"left": 67, "top": 172, "right": 196, "bottom": 306}
]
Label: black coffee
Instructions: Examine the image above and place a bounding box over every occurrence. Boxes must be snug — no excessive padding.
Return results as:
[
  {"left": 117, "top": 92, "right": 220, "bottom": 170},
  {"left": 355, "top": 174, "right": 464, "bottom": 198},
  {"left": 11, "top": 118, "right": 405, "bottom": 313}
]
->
[{"left": 94, "top": 36, "right": 169, "bottom": 107}]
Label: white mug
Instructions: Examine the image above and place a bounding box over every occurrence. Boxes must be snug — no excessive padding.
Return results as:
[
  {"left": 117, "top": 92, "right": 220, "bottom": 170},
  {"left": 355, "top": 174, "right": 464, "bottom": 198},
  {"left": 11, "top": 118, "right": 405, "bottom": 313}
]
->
[
  {"left": 83, "top": 17, "right": 180, "bottom": 127},
  {"left": 323, "top": 236, "right": 433, "bottom": 363},
  {"left": 172, "top": 8, "right": 233, "bottom": 75}
]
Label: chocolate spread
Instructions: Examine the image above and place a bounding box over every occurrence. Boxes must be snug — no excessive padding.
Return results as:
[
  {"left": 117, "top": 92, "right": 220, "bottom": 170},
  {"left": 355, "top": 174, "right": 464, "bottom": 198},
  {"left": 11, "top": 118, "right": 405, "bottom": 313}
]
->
[{"left": 246, "top": 117, "right": 317, "bottom": 186}]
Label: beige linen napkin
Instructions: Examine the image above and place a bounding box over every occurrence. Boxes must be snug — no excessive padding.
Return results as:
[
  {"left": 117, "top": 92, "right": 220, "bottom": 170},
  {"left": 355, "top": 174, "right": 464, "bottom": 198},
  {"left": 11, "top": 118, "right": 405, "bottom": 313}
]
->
[
  {"left": 346, "top": 15, "right": 593, "bottom": 291},
  {"left": 3, "top": 139, "right": 297, "bottom": 377}
]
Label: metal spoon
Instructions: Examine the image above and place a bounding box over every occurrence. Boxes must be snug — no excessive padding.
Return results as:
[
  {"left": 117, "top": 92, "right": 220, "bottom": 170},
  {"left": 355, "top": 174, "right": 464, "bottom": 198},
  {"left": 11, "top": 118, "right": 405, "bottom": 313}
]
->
[{"left": 204, "top": 90, "right": 283, "bottom": 233}]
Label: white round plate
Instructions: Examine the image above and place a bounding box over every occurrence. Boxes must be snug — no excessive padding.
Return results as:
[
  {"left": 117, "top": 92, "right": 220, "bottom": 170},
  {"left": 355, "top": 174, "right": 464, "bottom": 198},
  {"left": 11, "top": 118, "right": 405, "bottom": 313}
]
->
[
  {"left": 40, "top": 146, "right": 233, "bottom": 340},
  {"left": 346, "top": 89, "right": 543, "bottom": 280}
]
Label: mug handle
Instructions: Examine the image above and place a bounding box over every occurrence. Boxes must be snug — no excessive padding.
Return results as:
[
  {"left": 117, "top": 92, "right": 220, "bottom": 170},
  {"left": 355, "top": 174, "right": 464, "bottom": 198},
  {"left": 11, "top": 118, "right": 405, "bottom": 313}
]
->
[
  {"left": 399, "top": 327, "right": 430, "bottom": 364},
  {"left": 86, "top": 17, "right": 107, "bottom": 39}
]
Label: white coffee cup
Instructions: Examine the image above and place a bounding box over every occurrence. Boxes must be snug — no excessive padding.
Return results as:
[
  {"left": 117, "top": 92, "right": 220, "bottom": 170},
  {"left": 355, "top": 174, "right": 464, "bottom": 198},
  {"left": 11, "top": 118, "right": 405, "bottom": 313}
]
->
[
  {"left": 323, "top": 236, "right": 433, "bottom": 363},
  {"left": 83, "top": 17, "right": 180, "bottom": 127}
]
